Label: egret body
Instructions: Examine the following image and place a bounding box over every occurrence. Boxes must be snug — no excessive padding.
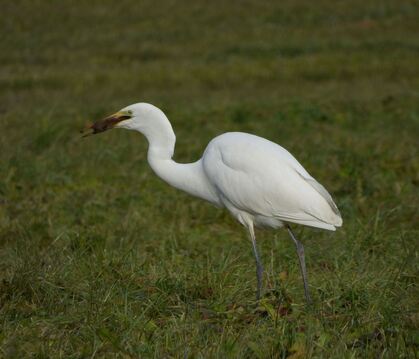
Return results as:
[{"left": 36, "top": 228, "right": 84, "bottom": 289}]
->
[{"left": 85, "top": 103, "right": 342, "bottom": 302}]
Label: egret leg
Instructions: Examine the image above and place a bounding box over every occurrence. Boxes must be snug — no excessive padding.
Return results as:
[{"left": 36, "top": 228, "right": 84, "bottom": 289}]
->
[
  {"left": 286, "top": 225, "right": 312, "bottom": 304},
  {"left": 247, "top": 224, "right": 263, "bottom": 300}
]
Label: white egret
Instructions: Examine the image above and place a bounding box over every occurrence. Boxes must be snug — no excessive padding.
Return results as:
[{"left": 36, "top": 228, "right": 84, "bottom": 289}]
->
[{"left": 83, "top": 103, "right": 342, "bottom": 302}]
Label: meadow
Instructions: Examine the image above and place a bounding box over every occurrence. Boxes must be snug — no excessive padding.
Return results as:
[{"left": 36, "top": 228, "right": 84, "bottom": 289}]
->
[{"left": 0, "top": 0, "right": 418, "bottom": 357}]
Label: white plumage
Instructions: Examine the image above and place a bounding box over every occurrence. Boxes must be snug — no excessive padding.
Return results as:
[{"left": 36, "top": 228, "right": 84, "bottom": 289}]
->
[
  {"left": 203, "top": 132, "right": 342, "bottom": 231},
  {"left": 87, "top": 102, "right": 343, "bottom": 302}
]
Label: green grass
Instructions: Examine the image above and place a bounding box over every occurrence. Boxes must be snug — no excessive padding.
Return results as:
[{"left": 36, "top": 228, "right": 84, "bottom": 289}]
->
[{"left": 1, "top": 0, "right": 418, "bottom": 357}]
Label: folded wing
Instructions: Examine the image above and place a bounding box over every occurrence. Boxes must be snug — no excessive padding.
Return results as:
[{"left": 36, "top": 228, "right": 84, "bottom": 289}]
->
[{"left": 203, "top": 132, "right": 342, "bottom": 230}]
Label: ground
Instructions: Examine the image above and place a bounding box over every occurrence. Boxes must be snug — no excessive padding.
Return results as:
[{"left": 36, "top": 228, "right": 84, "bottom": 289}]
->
[{"left": 0, "top": 0, "right": 418, "bottom": 357}]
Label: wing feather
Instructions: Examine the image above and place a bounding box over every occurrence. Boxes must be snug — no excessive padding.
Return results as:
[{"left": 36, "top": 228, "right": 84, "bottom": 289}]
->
[{"left": 203, "top": 132, "right": 342, "bottom": 229}]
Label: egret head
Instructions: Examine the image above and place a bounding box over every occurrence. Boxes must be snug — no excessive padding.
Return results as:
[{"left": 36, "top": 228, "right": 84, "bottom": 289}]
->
[{"left": 82, "top": 103, "right": 167, "bottom": 137}]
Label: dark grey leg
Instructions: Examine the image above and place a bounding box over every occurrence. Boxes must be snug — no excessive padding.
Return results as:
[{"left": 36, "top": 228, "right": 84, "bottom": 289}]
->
[
  {"left": 286, "top": 225, "right": 312, "bottom": 304},
  {"left": 248, "top": 224, "right": 263, "bottom": 300}
]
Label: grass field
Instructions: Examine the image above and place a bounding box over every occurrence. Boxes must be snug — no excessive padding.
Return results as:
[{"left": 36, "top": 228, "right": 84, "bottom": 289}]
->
[{"left": 1, "top": 0, "right": 418, "bottom": 357}]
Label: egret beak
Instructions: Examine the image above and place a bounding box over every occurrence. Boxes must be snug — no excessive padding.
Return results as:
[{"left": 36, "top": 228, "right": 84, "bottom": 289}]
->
[{"left": 81, "top": 111, "right": 132, "bottom": 137}]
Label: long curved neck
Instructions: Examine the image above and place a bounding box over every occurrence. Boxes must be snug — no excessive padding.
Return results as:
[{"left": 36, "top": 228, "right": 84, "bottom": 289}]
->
[{"left": 141, "top": 114, "right": 219, "bottom": 206}]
